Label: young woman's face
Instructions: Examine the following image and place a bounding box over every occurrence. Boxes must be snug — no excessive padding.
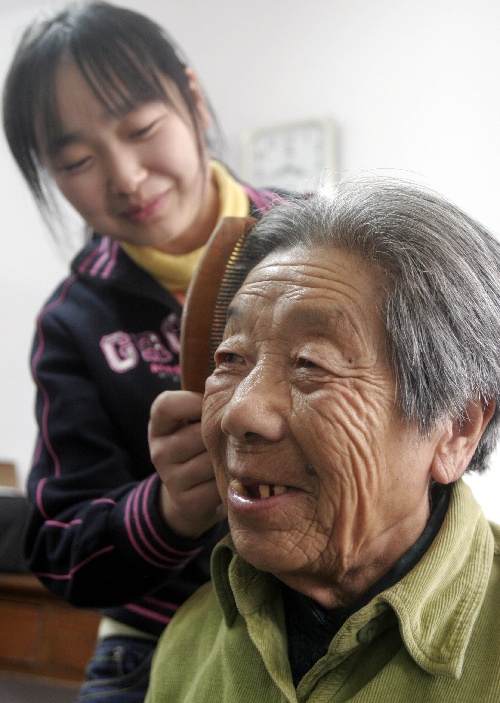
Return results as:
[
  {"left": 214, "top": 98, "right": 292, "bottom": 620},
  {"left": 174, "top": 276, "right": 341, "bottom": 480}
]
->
[{"left": 42, "top": 60, "right": 217, "bottom": 254}]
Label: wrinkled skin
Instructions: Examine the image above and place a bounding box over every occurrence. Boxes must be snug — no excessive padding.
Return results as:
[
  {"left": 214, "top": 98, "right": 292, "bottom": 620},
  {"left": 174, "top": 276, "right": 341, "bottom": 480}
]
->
[{"left": 202, "top": 246, "right": 486, "bottom": 608}]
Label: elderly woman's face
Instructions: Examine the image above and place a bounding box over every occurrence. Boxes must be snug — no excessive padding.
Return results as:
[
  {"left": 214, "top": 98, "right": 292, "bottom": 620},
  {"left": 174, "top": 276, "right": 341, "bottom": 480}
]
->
[{"left": 202, "top": 245, "right": 442, "bottom": 606}]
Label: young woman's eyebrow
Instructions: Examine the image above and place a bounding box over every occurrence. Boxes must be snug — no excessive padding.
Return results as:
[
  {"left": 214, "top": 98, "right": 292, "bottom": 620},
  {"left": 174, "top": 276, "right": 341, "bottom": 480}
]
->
[
  {"left": 46, "top": 132, "right": 82, "bottom": 157},
  {"left": 46, "top": 103, "right": 139, "bottom": 156}
]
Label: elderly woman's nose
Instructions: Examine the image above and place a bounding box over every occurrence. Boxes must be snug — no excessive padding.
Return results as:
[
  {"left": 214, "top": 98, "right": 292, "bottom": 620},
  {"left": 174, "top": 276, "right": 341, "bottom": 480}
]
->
[{"left": 220, "top": 367, "right": 287, "bottom": 442}]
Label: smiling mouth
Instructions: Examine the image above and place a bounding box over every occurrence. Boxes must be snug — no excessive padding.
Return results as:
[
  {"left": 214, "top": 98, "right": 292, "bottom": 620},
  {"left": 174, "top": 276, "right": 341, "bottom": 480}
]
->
[
  {"left": 123, "top": 193, "right": 168, "bottom": 222},
  {"left": 230, "top": 478, "right": 290, "bottom": 499}
]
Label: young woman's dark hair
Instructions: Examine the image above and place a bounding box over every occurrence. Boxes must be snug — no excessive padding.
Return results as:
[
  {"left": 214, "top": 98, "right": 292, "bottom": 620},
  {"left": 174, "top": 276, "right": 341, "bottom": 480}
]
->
[{"left": 3, "top": 0, "right": 218, "bottom": 221}]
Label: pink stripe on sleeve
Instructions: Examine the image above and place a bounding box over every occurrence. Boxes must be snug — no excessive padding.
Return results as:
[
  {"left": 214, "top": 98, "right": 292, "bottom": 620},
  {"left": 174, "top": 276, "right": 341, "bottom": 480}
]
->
[
  {"left": 32, "top": 276, "right": 77, "bottom": 479},
  {"left": 35, "top": 544, "right": 115, "bottom": 581},
  {"left": 140, "top": 475, "right": 201, "bottom": 557},
  {"left": 124, "top": 488, "right": 179, "bottom": 567},
  {"left": 124, "top": 603, "right": 172, "bottom": 626},
  {"left": 44, "top": 519, "right": 83, "bottom": 528}
]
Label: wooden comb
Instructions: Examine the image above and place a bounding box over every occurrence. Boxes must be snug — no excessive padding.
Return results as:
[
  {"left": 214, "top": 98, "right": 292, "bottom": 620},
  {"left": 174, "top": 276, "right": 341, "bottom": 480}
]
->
[{"left": 180, "top": 216, "right": 257, "bottom": 393}]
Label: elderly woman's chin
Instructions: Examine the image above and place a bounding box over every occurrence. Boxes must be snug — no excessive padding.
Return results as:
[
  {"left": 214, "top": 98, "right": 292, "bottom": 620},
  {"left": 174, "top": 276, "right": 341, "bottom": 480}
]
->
[
  {"left": 224, "top": 484, "right": 319, "bottom": 576},
  {"left": 228, "top": 519, "right": 315, "bottom": 577}
]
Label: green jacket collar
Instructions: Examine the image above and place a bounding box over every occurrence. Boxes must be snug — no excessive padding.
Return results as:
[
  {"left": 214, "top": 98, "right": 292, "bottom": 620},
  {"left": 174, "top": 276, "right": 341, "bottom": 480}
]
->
[{"left": 211, "top": 480, "right": 496, "bottom": 680}]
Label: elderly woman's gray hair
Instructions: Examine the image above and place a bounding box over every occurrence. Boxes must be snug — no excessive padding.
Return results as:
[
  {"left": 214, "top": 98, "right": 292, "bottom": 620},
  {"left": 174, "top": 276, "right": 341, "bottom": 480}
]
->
[{"left": 229, "top": 174, "right": 500, "bottom": 473}]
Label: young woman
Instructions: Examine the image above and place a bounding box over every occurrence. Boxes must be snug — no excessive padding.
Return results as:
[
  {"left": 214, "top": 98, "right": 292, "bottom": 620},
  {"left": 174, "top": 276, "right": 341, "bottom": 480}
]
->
[{"left": 2, "top": 2, "right": 284, "bottom": 700}]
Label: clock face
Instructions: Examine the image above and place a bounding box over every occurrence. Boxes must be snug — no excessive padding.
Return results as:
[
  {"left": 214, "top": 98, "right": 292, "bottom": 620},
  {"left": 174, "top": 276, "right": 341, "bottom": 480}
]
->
[{"left": 242, "top": 118, "right": 337, "bottom": 193}]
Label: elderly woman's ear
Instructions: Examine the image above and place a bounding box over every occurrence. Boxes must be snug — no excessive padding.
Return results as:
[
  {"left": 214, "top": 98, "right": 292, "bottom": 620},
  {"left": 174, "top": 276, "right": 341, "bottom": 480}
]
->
[{"left": 431, "top": 397, "right": 496, "bottom": 484}]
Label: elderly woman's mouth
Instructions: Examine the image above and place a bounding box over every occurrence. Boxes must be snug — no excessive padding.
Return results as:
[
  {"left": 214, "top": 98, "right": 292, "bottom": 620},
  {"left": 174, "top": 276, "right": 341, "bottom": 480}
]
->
[{"left": 230, "top": 478, "right": 289, "bottom": 499}]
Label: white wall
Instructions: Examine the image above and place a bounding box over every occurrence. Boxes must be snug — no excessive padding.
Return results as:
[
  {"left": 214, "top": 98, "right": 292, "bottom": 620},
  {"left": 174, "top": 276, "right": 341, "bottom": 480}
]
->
[{"left": 1, "top": 0, "right": 499, "bottom": 521}]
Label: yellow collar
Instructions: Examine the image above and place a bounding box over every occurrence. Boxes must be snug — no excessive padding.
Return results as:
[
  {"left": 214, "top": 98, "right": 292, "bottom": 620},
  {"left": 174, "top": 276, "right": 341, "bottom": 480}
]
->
[{"left": 120, "top": 161, "right": 249, "bottom": 294}]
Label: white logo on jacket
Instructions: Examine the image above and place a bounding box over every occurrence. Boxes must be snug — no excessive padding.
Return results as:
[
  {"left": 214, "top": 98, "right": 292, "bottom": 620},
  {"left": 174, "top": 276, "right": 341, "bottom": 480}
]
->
[{"left": 100, "top": 312, "right": 181, "bottom": 376}]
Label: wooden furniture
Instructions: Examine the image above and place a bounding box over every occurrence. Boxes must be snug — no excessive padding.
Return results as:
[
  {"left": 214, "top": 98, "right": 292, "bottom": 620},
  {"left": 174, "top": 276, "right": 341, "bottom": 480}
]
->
[{"left": 0, "top": 572, "right": 100, "bottom": 683}]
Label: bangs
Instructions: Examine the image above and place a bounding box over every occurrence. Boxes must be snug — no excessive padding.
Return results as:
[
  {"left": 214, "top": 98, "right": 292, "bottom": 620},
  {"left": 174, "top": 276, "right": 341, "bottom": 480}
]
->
[
  {"left": 72, "top": 40, "right": 169, "bottom": 115},
  {"left": 42, "top": 42, "right": 172, "bottom": 154}
]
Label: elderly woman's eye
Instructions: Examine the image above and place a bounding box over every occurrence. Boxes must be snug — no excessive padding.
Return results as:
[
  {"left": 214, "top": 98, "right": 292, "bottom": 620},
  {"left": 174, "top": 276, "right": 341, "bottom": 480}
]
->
[
  {"left": 297, "top": 357, "right": 319, "bottom": 369},
  {"left": 215, "top": 350, "right": 244, "bottom": 367}
]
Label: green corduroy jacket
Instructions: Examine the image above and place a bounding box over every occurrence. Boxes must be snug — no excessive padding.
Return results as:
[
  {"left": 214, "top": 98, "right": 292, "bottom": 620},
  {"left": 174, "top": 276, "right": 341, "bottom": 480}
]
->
[{"left": 146, "top": 479, "right": 500, "bottom": 703}]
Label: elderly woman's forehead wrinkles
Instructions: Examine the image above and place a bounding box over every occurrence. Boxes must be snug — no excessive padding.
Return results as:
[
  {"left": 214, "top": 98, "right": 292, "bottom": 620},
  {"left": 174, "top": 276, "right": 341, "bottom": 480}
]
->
[
  {"left": 285, "top": 306, "right": 354, "bottom": 335},
  {"left": 250, "top": 257, "right": 309, "bottom": 282},
  {"left": 225, "top": 291, "right": 268, "bottom": 328},
  {"left": 284, "top": 303, "right": 376, "bottom": 362}
]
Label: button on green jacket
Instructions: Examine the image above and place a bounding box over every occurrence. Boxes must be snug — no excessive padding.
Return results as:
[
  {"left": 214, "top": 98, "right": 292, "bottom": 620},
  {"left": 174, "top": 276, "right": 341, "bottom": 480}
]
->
[{"left": 146, "top": 480, "right": 500, "bottom": 702}]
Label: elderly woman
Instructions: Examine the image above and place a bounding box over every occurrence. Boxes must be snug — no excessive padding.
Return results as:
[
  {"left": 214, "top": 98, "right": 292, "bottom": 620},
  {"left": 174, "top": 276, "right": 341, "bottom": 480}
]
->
[{"left": 146, "top": 175, "right": 499, "bottom": 702}]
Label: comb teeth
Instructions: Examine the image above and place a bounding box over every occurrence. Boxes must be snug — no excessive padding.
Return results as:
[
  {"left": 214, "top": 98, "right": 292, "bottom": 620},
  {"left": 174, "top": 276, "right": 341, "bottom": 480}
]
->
[
  {"left": 210, "top": 234, "right": 248, "bottom": 372},
  {"left": 181, "top": 216, "right": 257, "bottom": 392}
]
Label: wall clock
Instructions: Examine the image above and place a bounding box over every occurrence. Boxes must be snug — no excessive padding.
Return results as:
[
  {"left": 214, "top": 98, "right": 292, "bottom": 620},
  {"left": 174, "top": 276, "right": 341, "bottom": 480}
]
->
[{"left": 241, "top": 116, "right": 338, "bottom": 193}]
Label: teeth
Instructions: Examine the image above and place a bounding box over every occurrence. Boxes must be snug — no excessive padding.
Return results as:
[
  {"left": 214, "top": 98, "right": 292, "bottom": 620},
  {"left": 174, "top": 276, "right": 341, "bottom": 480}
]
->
[
  {"left": 230, "top": 479, "right": 246, "bottom": 496},
  {"left": 230, "top": 480, "right": 288, "bottom": 499},
  {"left": 258, "top": 484, "right": 270, "bottom": 498}
]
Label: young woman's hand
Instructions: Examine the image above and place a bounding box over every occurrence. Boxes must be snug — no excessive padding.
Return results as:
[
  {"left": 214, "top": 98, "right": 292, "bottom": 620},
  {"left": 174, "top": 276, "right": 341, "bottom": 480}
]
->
[{"left": 148, "top": 390, "right": 227, "bottom": 538}]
